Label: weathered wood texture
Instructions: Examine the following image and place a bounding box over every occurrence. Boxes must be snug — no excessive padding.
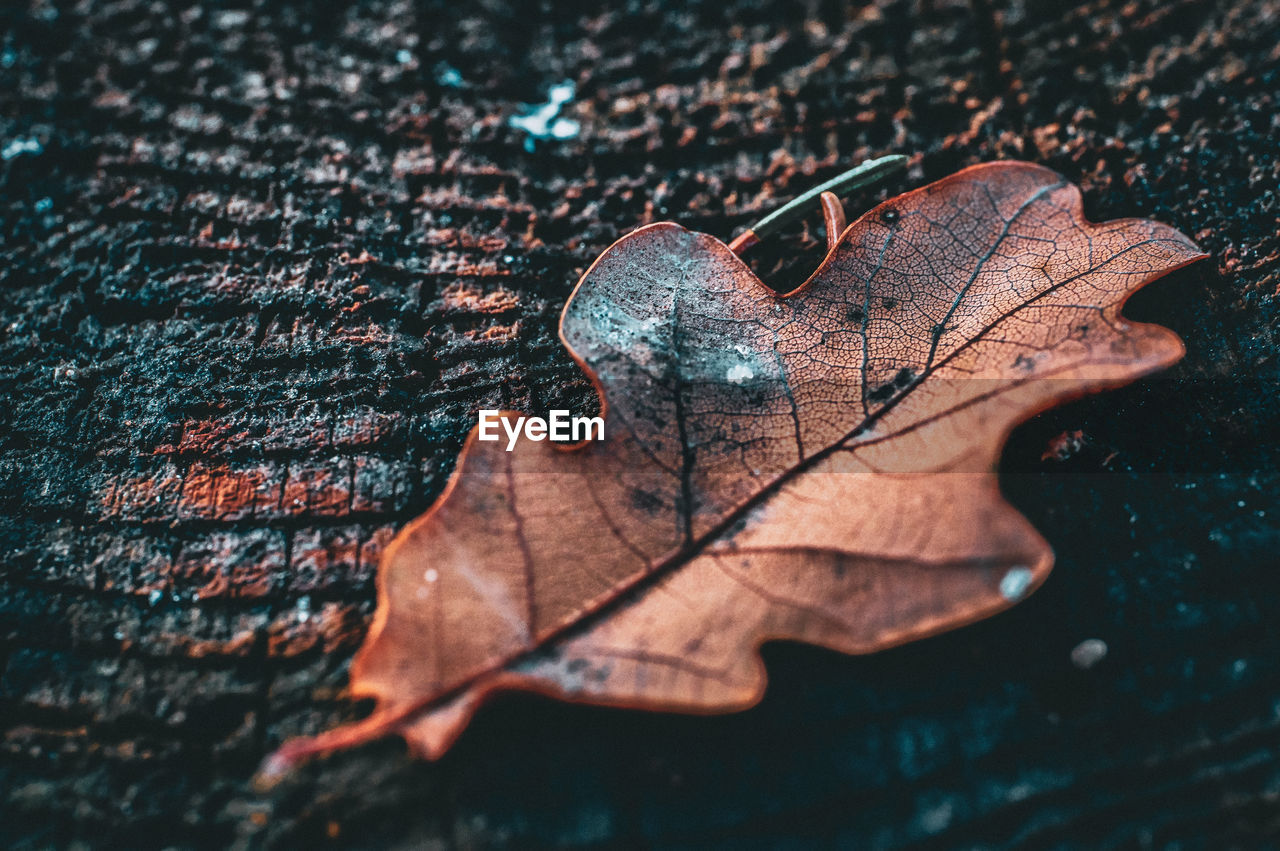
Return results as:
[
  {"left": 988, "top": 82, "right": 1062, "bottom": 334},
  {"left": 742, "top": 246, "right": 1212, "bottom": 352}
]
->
[{"left": 1, "top": 0, "right": 1278, "bottom": 847}]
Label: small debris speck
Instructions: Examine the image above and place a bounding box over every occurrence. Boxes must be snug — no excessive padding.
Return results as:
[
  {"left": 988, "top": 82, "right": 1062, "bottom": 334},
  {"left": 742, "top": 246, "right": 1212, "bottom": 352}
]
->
[
  {"left": 508, "top": 81, "right": 580, "bottom": 151},
  {"left": 435, "top": 63, "right": 464, "bottom": 88},
  {"left": 214, "top": 9, "right": 250, "bottom": 28},
  {"left": 2, "top": 137, "right": 43, "bottom": 161},
  {"left": 918, "top": 800, "right": 953, "bottom": 834},
  {"left": 1070, "top": 638, "right": 1108, "bottom": 669}
]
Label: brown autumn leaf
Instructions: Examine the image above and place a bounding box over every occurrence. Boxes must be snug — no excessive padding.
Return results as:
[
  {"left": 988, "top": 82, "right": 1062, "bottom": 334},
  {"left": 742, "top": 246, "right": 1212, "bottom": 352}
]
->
[{"left": 267, "top": 161, "right": 1204, "bottom": 770}]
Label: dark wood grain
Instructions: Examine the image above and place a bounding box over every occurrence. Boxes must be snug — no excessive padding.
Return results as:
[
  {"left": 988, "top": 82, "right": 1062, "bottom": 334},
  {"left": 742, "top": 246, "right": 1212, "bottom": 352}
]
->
[{"left": 1, "top": 0, "right": 1278, "bottom": 847}]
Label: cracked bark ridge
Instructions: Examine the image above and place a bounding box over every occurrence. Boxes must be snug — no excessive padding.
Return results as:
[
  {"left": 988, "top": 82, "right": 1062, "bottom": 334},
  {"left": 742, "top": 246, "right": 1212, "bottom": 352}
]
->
[{"left": 268, "top": 162, "right": 1204, "bottom": 768}]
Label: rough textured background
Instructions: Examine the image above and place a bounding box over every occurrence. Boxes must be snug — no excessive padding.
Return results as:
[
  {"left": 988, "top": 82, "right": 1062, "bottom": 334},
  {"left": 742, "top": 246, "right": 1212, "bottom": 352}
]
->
[{"left": 2, "top": 0, "right": 1279, "bottom": 847}]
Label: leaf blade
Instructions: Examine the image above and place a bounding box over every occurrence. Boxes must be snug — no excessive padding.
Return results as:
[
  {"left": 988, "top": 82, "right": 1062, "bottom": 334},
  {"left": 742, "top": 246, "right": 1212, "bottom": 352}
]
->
[{"left": 269, "top": 162, "right": 1205, "bottom": 768}]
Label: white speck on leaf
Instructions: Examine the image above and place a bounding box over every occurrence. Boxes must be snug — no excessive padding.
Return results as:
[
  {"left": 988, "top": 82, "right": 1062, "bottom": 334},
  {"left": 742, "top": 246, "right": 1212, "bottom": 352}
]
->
[
  {"left": 999, "top": 566, "right": 1034, "bottom": 601},
  {"left": 726, "top": 364, "right": 753, "bottom": 384}
]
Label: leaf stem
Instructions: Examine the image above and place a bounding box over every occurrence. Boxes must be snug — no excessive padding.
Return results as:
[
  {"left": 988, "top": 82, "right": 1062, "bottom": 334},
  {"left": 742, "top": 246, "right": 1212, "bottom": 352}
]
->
[{"left": 728, "top": 154, "right": 908, "bottom": 254}]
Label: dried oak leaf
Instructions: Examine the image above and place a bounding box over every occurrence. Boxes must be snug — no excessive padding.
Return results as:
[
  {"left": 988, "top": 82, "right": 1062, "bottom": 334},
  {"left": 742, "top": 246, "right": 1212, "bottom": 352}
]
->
[{"left": 270, "top": 162, "right": 1204, "bottom": 768}]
